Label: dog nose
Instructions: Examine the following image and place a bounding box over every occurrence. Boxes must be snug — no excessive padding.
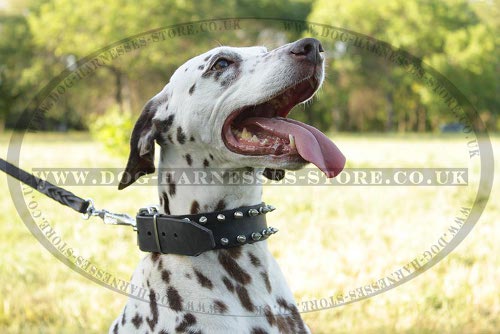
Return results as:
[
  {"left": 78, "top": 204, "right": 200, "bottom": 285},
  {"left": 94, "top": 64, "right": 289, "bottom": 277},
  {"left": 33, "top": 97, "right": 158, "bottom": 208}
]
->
[{"left": 290, "top": 38, "right": 324, "bottom": 65}]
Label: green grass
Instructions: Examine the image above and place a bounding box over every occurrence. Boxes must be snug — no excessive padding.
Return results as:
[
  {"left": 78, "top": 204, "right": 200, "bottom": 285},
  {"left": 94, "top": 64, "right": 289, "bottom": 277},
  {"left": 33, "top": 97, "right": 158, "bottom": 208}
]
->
[{"left": 0, "top": 131, "right": 498, "bottom": 333}]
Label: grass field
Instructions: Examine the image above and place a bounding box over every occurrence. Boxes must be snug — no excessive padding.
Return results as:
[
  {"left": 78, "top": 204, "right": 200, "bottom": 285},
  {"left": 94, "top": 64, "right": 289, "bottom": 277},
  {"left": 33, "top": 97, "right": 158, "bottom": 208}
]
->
[{"left": 0, "top": 131, "right": 498, "bottom": 334}]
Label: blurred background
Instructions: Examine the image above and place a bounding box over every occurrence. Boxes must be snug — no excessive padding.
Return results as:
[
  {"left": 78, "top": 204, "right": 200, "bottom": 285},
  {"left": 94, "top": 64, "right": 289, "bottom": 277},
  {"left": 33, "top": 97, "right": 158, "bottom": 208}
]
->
[
  {"left": 0, "top": 0, "right": 498, "bottom": 333},
  {"left": 1, "top": 0, "right": 498, "bottom": 135}
]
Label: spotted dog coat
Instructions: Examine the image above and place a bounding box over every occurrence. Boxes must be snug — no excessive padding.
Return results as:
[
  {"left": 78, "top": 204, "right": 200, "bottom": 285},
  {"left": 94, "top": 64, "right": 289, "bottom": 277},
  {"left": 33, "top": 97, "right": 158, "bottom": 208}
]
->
[{"left": 111, "top": 38, "right": 325, "bottom": 334}]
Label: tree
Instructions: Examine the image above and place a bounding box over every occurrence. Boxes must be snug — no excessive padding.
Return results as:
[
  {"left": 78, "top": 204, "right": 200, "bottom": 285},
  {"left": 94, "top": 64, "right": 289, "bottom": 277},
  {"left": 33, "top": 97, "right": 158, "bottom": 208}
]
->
[
  {"left": 308, "top": 0, "right": 499, "bottom": 132},
  {"left": 0, "top": 14, "right": 34, "bottom": 130}
]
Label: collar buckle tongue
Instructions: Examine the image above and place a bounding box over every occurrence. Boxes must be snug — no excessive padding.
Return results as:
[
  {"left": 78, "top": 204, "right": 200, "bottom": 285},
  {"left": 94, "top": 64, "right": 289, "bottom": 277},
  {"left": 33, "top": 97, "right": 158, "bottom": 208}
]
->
[{"left": 138, "top": 205, "right": 160, "bottom": 215}]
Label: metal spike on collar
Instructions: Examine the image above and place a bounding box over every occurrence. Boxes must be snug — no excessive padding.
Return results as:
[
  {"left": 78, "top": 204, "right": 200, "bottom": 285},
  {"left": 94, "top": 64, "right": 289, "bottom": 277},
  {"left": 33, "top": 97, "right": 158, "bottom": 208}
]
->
[
  {"left": 248, "top": 208, "right": 259, "bottom": 216},
  {"left": 259, "top": 206, "right": 270, "bottom": 214},
  {"left": 268, "top": 226, "right": 279, "bottom": 234},
  {"left": 267, "top": 205, "right": 276, "bottom": 212},
  {"left": 236, "top": 235, "right": 247, "bottom": 243},
  {"left": 233, "top": 211, "right": 244, "bottom": 219},
  {"left": 198, "top": 216, "right": 207, "bottom": 224},
  {"left": 261, "top": 228, "right": 269, "bottom": 237},
  {"left": 182, "top": 217, "right": 191, "bottom": 222},
  {"left": 217, "top": 214, "right": 225, "bottom": 221},
  {"left": 251, "top": 232, "right": 262, "bottom": 241},
  {"left": 220, "top": 237, "right": 229, "bottom": 245}
]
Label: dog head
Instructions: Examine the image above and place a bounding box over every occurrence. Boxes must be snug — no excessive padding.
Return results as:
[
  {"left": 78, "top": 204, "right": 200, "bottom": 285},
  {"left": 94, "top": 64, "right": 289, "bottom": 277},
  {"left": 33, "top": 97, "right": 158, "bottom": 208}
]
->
[{"left": 119, "top": 38, "right": 345, "bottom": 189}]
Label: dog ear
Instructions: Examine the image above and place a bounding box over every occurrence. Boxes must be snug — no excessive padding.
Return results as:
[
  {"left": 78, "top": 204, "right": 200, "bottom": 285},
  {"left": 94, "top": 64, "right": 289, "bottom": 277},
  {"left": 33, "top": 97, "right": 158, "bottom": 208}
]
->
[
  {"left": 118, "top": 100, "right": 157, "bottom": 190},
  {"left": 263, "top": 168, "right": 285, "bottom": 181}
]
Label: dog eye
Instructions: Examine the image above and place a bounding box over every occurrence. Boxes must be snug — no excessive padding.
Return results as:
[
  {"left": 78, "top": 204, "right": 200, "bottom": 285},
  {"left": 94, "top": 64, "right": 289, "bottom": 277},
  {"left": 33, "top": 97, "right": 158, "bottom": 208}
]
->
[{"left": 211, "top": 58, "right": 233, "bottom": 71}]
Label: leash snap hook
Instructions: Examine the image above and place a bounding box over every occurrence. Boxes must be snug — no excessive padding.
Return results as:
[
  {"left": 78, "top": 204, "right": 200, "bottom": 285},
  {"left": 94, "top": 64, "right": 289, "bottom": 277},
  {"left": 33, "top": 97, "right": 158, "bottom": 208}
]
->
[{"left": 82, "top": 198, "right": 137, "bottom": 230}]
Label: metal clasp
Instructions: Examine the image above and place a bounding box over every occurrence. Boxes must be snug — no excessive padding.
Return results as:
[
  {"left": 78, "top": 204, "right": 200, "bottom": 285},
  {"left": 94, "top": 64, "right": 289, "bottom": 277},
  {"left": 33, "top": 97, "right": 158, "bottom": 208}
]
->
[
  {"left": 137, "top": 205, "right": 160, "bottom": 216},
  {"left": 82, "top": 198, "right": 137, "bottom": 230}
]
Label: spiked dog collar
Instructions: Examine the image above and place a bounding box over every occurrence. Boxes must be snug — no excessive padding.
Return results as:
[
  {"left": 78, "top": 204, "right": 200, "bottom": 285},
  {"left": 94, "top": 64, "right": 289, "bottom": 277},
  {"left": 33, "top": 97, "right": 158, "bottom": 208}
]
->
[{"left": 136, "top": 203, "right": 278, "bottom": 256}]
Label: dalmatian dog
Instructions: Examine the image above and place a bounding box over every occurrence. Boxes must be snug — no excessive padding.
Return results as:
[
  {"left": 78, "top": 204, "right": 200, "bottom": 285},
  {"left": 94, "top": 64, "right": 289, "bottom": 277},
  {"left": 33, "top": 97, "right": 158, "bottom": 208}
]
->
[{"left": 111, "top": 38, "right": 345, "bottom": 334}]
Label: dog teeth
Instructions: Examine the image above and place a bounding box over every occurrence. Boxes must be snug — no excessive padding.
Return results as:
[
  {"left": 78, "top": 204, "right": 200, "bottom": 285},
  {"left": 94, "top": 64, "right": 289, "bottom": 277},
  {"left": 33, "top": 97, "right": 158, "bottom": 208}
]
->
[
  {"left": 241, "top": 127, "right": 252, "bottom": 140},
  {"left": 250, "top": 135, "right": 259, "bottom": 143},
  {"left": 289, "top": 134, "right": 296, "bottom": 149}
]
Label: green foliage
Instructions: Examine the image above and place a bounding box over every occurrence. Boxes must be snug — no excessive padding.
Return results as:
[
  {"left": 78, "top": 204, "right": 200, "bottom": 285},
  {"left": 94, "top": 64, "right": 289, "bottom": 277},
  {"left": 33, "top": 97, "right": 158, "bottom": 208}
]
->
[
  {"left": 0, "top": 0, "right": 498, "bottom": 133},
  {"left": 88, "top": 104, "right": 134, "bottom": 157},
  {"left": 0, "top": 14, "right": 34, "bottom": 128},
  {"left": 308, "top": 0, "right": 499, "bottom": 132}
]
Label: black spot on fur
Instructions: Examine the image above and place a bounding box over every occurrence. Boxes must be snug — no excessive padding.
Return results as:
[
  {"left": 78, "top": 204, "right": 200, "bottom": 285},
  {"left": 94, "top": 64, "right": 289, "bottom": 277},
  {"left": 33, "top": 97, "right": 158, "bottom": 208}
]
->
[
  {"left": 185, "top": 154, "right": 192, "bottom": 166},
  {"left": 251, "top": 327, "right": 268, "bottom": 334},
  {"left": 222, "top": 276, "right": 235, "bottom": 293},
  {"left": 167, "top": 286, "right": 183, "bottom": 311},
  {"left": 264, "top": 307, "right": 276, "bottom": 326},
  {"left": 132, "top": 313, "right": 143, "bottom": 329},
  {"left": 161, "top": 270, "right": 171, "bottom": 284},
  {"left": 218, "top": 251, "right": 251, "bottom": 285},
  {"left": 213, "top": 300, "right": 228, "bottom": 314},
  {"left": 154, "top": 114, "right": 174, "bottom": 134},
  {"left": 235, "top": 285, "right": 254, "bottom": 311},
  {"left": 175, "top": 313, "right": 196, "bottom": 332},
  {"left": 248, "top": 252, "right": 262, "bottom": 267},
  {"left": 189, "top": 84, "right": 196, "bottom": 95},
  {"left": 261, "top": 271, "right": 272, "bottom": 293},
  {"left": 167, "top": 173, "right": 176, "bottom": 196},
  {"left": 276, "top": 297, "right": 307, "bottom": 333},
  {"left": 151, "top": 252, "right": 161, "bottom": 262},
  {"left": 190, "top": 200, "right": 200, "bottom": 214},
  {"left": 112, "top": 323, "right": 118, "bottom": 334},
  {"left": 162, "top": 191, "right": 170, "bottom": 214},
  {"left": 167, "top": 133, "right": 174, "bottom": 144},
  {"left": 190, "top": 136, "right": 195, "bottom": 142},
  {"left": 121, "top": 306, "right": 127, "bottom": 325},
  {"left": 276, "top": 316, "right": 289, "bottom": 333},
  {"left": 203, "top": 159, "right": 209, "bottom": 168},
  {"left": 198, "top": 65, "right": 204, "bottom": 70},
  {"left": 209, "top": 154, "right": 214, "bottom": 160},
  {"left": 146, "top": 289, "right": 159, "bottom": 331},
  {"left": 226, "top": 247, "right": 242, "bottom": 259},
  {"left": 263, "top": 168, "right": 285, "bottom": 181},
  {"left": 204, "top": 54, "right": 212, "bottom": 61},
  {"left": 184, "top": 67, "right": 188, "bottom": 72},
  {"left": 177, "top": 127, "right": 186, "bottom": 144},
  {"left": 214, "top": 199, "right": 226, "bottom": 211},
  {"left": 194, "top": 269, "right": 213, "bottom": 289}
]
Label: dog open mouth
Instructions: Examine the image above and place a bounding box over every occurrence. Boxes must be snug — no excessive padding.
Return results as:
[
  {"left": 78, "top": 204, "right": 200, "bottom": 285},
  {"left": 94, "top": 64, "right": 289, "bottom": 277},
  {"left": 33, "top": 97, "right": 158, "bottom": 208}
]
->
[{"left": 222, "top": 77, "right": 346, "bottom": 178}]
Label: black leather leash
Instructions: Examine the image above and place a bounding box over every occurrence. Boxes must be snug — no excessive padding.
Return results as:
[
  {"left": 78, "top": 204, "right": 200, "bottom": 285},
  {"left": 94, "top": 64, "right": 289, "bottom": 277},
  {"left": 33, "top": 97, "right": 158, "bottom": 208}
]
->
[
  {"left": 1, "top": 158, "right": 278, "bottom": 256},
  {"left": 1, "top": 158, "right": 91, "bottom": 213}
]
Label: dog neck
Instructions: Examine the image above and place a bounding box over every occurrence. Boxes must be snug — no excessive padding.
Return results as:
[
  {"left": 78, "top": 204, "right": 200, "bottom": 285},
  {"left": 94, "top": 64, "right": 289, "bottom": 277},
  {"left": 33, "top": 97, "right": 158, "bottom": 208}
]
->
[{"left": 157, "top": 146, "right": 263, "bottom": 216}]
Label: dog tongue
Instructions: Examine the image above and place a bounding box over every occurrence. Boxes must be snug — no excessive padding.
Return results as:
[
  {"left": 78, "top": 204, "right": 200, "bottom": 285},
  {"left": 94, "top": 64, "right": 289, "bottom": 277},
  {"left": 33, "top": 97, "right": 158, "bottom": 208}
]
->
[{"left": 245, "top": 117, "right": 346, "bottom": 177}]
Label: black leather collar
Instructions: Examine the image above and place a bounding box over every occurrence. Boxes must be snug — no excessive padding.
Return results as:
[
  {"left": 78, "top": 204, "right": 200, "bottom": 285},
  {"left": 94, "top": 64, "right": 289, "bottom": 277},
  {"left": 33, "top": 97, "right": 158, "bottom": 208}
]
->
[{"left": 136, "top": 203, "right": 278, "bottom": 256}]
